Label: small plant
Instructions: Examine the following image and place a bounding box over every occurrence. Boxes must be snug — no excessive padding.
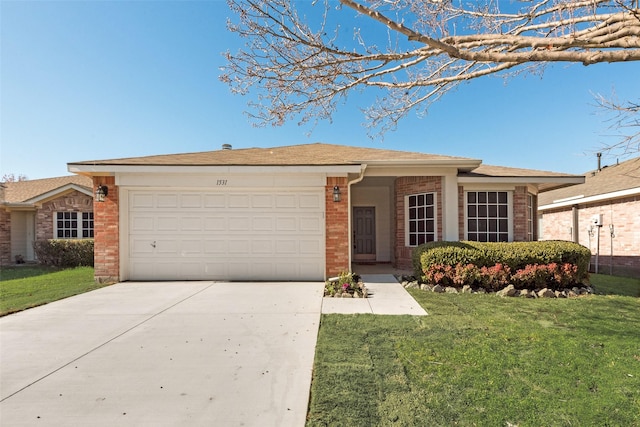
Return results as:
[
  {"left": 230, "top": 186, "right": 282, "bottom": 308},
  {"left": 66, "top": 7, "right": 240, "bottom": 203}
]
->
[{"left": 324, "top": 272, "right": 367, "bottom": 297}]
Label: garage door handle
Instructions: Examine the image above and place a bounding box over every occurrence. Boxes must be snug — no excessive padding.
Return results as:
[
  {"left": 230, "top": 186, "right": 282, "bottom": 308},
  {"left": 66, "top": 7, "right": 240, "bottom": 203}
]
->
[{"left": 150, "top": 241, "right": 156, "bottom": 248}]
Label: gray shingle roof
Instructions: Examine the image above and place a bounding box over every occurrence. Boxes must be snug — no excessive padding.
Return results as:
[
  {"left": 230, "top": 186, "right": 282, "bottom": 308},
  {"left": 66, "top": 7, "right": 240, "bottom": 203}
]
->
[
  {"left": 1, "top": 175, "right": 93, "bottom": 204},
  {"left": 68, "top": 143, "right": 478, "bottom": 166},
  {"left": 538, "top": 156, "right": 640, "bottom": 206}
]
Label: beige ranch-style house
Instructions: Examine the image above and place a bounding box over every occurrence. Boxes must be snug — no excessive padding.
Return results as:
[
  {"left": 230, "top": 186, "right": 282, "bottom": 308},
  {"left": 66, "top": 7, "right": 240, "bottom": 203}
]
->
[{"left": 68, "top": 143, "right": 584, "bottom": 283}]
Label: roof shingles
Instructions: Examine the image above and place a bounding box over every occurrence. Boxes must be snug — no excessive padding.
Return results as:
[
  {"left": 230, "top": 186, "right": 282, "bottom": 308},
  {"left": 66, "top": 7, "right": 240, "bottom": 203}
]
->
[{"left": 1, "top": 175, "right": 93, "bottom": 204}]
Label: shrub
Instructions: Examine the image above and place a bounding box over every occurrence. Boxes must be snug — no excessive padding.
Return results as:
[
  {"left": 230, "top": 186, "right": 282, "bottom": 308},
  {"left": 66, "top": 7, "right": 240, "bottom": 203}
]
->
[
  {"left": 414, "top": 241, "right": 590, "bottom": 283},
  {"left": 325, "top": 271, "right": 364, "bottom": 297},
  {"left": 511, "top": 263, "right": 580, "bottom": 291},
  {"left": 33, "top": 239, "right": 94, "bottom": 268}
]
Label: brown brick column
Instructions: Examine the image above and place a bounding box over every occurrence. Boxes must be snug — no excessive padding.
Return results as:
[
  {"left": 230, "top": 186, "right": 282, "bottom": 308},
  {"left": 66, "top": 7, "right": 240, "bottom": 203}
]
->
[
  {"left": 93, "top": 176, "right": 119, "bottom": 283},
  {"left": 325, "top": 177, "right": 349, "bottom": 277},
  {"left": 0, "top": 207, "right": 11, "bottom": 266}
]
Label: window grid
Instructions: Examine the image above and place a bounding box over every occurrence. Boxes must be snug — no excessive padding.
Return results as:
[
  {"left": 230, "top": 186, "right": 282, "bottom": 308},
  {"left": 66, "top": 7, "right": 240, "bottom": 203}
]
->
[
  {"left": 407, "top": 193, "right": 436, "bottom": 246},
  {"left": 466, "top": 191, "right": 509, "bottom": 242},
  {"left": 56, "top": 212, "right": 93, "bottom": 239}
]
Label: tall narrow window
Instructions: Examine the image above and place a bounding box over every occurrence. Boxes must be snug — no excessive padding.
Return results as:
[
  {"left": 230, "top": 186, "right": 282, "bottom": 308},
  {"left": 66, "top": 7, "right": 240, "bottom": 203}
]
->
[
  {"left": 466, "top": 191, "right": 510, "bottom": 242},
  {"left": 527, "top": 194, "right": 535, "bottom": 241},
  {"left": 406, "top": 193, "right": 437, "bottom": 246}
]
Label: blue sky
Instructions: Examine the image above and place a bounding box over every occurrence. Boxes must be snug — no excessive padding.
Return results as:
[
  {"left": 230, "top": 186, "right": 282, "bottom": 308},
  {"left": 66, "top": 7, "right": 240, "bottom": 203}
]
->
[{"left": 1, "top": 0, "right": 639, "bottom": 180}]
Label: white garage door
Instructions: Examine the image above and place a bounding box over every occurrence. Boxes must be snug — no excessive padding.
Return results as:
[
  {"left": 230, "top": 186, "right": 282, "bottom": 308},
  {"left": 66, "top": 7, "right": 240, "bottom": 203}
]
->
[{"left": 128, "top": 190, "right": 325, "bottom": 281}]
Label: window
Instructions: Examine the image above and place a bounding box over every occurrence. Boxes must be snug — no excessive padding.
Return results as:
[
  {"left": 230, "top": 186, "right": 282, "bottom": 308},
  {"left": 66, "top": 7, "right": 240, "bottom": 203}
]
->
[
  {"left": 56, "top": 212, "right": 93, "bottom": 239},
  {"left": 527, "top": 194, "right": 535, "bottom": 241},
  {"left": 406, "top": 193, "right": 437, "bottom": 246},
  {"left": 466, "top": 191, "right": 510, "bottom": 242}
]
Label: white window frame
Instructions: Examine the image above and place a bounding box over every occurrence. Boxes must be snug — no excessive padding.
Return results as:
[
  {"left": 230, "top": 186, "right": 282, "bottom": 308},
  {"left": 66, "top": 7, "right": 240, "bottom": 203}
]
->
[
  {"left": 404, "top": 192, "right": 438, "bottom": 247},
  {"left": 464, "top": 190, "right": 513, "bottom": 242},
  {"left": 55, "top": 212, "right": 94, "bottom": 239}
]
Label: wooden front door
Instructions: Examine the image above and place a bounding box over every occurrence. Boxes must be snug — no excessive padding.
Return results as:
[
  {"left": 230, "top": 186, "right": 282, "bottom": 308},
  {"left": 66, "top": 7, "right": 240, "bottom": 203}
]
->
[{"left": 353, "top": 207, "right": 376, "bottom": 261}]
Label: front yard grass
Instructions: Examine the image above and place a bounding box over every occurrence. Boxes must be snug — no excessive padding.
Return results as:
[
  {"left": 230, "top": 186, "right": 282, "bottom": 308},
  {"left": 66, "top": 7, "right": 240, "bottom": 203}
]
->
[
  {"left": 591, "top": 273, "right": 640, "bottom": 297},
  {"left": 0, "top": 266, "right": 106, "bottom": 316},
  {"left": 307, "top": 285, "right": 640, "bottom": 426}
]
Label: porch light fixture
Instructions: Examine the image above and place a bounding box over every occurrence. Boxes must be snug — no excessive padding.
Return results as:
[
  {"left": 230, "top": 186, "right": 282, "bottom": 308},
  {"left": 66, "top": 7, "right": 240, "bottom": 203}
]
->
[
  {"left": 95, "top": 185, "right": 108, "bottom": 202},
  {"left": 332, "top": 185, "right": 341, "bottom": 202}
]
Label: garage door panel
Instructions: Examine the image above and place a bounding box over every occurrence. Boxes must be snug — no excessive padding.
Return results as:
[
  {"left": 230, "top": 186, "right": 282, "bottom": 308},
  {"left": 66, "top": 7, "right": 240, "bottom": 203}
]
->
[
  {"left": 204, "top": 240, "right": 227, "bottom": 254},
  {"left": 129, "top": 190, "right": 325, "bottom": 281},
  {"left": 229, "top": 217, "right": 251, "bottom": 231},
  {"left": 180, "top": 194, "right": 202, "bottom": 208},
  {"left": 131, "top": 216, "right": 154, "bottom": 231},
  {"left": 157, "top": 194, "right": 178, "bottom": 208}
]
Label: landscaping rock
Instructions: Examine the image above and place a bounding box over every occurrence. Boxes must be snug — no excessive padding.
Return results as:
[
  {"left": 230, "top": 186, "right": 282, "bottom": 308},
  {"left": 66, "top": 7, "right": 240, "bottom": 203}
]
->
[
  {"left": 420, "top": 284, "right": 433, "bottom": 291},
  {"left": 475, "top": 288, "right": 486, "bottom": 294},
  {"left": 445, "top": 286, "right": 458, "bottom": 294},
  {"left": 432, "top": 284, "right": 445, "bottom": 293},
  {"left": 497, "top": 285, "right": 517, "bottom": 297},
  {"left": 537, "top": 288, "right": 555, "bottom": 298},
  {"left": 462, "top": 285, "right": 473, "bottom": 294},
  {"left": 555, "top": 290, "right": 567, "bottom": 298}
]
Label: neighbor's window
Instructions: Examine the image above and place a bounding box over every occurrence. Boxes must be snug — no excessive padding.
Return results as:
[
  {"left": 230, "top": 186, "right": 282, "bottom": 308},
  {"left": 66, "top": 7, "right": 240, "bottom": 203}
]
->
[
  {"left": 55, "top": 212, "right": 93, "bottom": 239},
  {"left": 466, "top": 191, "right": 510, "bottom": 242},
  {"left": 406, "top": 193, "right": 437, "bottom": 246}
]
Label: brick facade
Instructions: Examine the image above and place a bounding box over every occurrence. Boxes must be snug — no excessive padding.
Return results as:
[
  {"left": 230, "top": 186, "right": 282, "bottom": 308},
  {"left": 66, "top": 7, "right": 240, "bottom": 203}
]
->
[
  {"left": 541, "top": 195, "right": 640, "bottom": 277},
  {"left": 0, "top": 204, "right": 10, "bottom": 266},
  {"left": 393, "top": 176, "right": 442, "bottom": 270},
  {"left": 36, "top": 190, "right": 93, "bottom": 241},
  {"left": 325, "top": 177, "right": 350, "bottom": 277},
  {"left": 93, "top": 177, "right": 120, "bottom": 283}
]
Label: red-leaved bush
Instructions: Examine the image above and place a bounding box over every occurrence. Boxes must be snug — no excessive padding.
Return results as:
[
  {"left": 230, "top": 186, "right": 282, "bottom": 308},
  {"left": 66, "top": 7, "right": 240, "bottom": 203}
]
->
[{"left": 423, "top": 262, "right": 581, "bottom": 291}]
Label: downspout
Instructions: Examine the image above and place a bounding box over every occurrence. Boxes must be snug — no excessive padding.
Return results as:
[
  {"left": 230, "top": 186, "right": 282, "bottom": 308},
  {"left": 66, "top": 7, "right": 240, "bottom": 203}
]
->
[
  {"left": 347, "top": 164, "right": 367, "bottom": 271},
  {"left": 572, "top": 205, "right": 579, "bottom": 243}
]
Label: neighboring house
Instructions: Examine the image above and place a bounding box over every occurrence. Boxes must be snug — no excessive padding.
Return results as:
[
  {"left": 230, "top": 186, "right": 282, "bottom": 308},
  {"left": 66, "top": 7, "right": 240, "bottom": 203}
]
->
[
  {"left": 67, "top": 143, "right": 583, "bottom": 282},
  {"left": 538, "top": 156, "right": 640, "bottom": 277},
  {"left": 0, "top": 176, "right": 94, "bottom": 266}
]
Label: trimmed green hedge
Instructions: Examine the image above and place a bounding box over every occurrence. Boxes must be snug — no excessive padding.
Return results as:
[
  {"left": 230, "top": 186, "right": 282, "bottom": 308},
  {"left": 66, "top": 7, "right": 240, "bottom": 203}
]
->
[
  {"left": 33, "top": 239, "right": 94, "bottom": 268},
  {"left": 412, "top": 241, "right": 591, "bottom": 283}
]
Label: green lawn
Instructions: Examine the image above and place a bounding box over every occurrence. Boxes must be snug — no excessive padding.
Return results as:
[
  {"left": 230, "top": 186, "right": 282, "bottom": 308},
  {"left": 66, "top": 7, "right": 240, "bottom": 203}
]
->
[
  {"left": 0, "top": 266, "right": 107, "bottom": 316},
  {"left": 307, "top": 281, "right": 640, "bottom": 426},
  {"left": 591, "top": 273, "right": 640, "bottom": 297}
]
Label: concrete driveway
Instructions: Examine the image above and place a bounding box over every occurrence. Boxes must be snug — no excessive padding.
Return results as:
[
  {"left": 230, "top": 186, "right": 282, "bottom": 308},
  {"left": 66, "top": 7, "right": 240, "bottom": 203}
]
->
[{"left": 0, "top": 281, "right": 324, "bottom": 427}]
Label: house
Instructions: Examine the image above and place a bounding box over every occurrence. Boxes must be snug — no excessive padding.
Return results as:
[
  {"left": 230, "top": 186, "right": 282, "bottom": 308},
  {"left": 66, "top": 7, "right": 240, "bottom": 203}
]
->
[
  {"left": 538, "top": 156, "right": 640, "bottom": 277},
  {"left": 67, "top": 143, "right": 583, "bottom": 282},
  {"left": 0, "top": 175, "right": 94, "bottom": 266}
]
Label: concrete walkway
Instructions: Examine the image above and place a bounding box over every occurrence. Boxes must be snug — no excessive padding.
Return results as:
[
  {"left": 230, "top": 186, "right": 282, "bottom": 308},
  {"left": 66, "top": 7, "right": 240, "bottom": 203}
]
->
[
  {"left": 0, "top": 282, "right": 324, "bottom": 427},
  {"left": 1, "top": 275, "right": 425, "bottom": 427},
  {"left": 321, "top": 274, "right": 428, "bottom": 316}
]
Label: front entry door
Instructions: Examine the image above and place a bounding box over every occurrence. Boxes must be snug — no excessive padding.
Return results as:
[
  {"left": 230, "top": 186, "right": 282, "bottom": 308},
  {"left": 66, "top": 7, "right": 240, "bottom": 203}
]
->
[{"left": 353, "top": 207, "right": 376, "bottom": 261}]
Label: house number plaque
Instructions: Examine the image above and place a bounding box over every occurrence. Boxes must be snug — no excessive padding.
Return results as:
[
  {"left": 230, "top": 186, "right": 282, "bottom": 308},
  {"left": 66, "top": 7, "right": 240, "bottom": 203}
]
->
[{"left": 216, "top": 179, "right": 228, "bottom": 186}]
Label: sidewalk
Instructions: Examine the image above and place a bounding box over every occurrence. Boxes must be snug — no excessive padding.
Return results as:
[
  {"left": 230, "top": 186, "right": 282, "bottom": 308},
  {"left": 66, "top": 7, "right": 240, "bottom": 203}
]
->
[{"left": 321, "top": 274, "right": 428, "bottom": 315}]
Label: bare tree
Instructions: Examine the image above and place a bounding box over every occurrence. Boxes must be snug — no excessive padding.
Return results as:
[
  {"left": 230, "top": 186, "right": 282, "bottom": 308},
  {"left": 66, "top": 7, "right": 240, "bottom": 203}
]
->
[
  {"left": 221, "top": 0, "right": 640, "bottom": 138},
  {"left": 594, "top": 93, "right": 640, "bottom": 156},
  {"left": 1, "top": 173, "right": 28, "bottom": 183}
]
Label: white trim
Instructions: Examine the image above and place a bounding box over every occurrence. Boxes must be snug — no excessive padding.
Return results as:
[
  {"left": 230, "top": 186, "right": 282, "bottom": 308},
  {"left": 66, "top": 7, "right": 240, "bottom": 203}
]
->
[
  {"left": 459, "top": 176, "right": 584, "bottom": 185},
  {"left": 538, "top": 187, "right": 640, "bottom": 210},
  {"left": 69, "top": 164, "right": 362, "bottom": 175},
  {"left": 25, "top": 184, "right": 93, "bottom": 204}
]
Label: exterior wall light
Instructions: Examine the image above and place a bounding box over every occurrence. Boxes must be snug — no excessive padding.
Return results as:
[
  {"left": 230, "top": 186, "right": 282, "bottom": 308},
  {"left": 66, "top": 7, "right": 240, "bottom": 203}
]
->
[
  {"left": 96, "top": 185, "right": 109, "bottom": 202},
  {"left": 333, "top": 185, "right": 341, "bottom": 202}
]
